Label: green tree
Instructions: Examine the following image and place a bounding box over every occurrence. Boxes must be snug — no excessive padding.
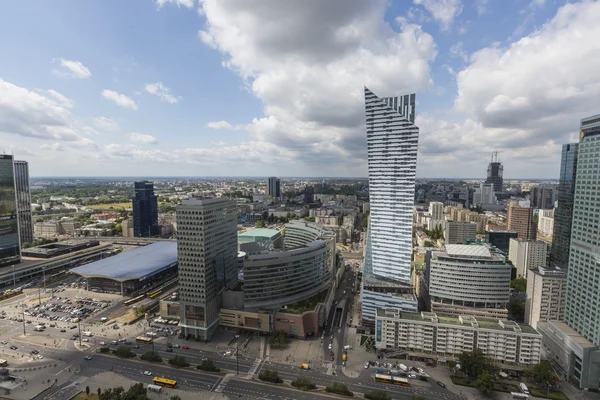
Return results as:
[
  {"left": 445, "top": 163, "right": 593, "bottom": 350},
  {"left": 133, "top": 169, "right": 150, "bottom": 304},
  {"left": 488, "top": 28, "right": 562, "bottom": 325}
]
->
[
  {"left": 423, "top": 241, "right": 435, "bottom": 247},
  {"left": 459, "top": 349, "right": 493, "bottom": 379},
  {"left": 525, "top": 361, "right": 556, "bottom": 387},
  {"left": 268, "top": 331, "right": 288, "bottom": 349},
  {"left": 168, "top": 355, "right": 190, "bottom": 368},
  {"left": 359, "top": 211, "right": 370, "bottom": 231},
  {"left": 97, "top": 388, "right": 101, "bottom": 397},
  {"left": 508, "top": 299, "right": 526, "bottom": 321},
  {"left": 256, "top": 219, "right": 265, "bottom": 228},
  {"left": 364, "top": 390, "right": 391, "bottom": 400},
  {"left": 475, "top": 371, "right": 495, "bottom": 393},
  {"left": 170, "top": 396, "right": 182, "bottom": 400},
  {"left": 325, "top": 382, "right": 353, "bottom": 396},
  {"left": 291, "top": 377, "right": 316, "bottom": 391},
  {"left": 258, "top": 369, "right": 283, "bottom": 383},
  {"left": 140, "top": 351, "right": 162, "bottom": 362},
  {"left": 113, "top": 346, "right": 135, "bottom": 358},
  {"left": 196, "top": 359, "right": 220, "bottom": 372},
  {"left": 510, "top": 277, "right": 527, "bottom": 292}
]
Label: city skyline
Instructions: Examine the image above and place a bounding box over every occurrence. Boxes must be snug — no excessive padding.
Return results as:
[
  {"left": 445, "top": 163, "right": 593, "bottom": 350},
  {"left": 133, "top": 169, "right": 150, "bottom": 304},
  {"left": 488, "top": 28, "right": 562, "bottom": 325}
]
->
[{"left": 2, "top": 1, "right": 599, "bottom": 178}]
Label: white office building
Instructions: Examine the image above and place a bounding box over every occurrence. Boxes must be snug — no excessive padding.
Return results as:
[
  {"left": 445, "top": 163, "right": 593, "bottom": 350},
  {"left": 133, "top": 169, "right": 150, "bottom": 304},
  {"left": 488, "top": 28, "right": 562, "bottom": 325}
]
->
[
  {"left": 427, "top": 245, "right": 511, "bottom": 319},
  {"left": 176, "top": 198, "right": 238, "bottom": 340},
  {"left": 525, "top": 267, "right": 567, "bottom": 329},
  {"left": 361, "top": 88, "right": 419, "bottom": 325},
  {"left": 508, "top": 238, "right": 547, "bottom": 278},
  {"left": 375, "top": 310, "right": 542, "bottom": 365},
  {"left": 537, "top": 209, "right": 555, "bottom": 237},
  {"left": 428, "top": 201, "right": 444, "bottom": 230}
]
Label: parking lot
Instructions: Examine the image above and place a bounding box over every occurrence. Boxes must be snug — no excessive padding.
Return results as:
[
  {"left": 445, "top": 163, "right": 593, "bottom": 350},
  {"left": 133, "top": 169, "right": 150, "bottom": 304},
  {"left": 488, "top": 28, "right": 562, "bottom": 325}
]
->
[{"left": 15, "top": 295, "right": 111, "bottom": 328}]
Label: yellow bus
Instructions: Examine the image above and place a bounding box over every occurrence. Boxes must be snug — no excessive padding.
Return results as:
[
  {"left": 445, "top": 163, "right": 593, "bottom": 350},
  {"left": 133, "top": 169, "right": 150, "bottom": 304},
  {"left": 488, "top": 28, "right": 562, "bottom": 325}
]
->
[
  {"left": 374, "top": 374, "right": 393, "bottom": 383},
  {"left": 152, "top": 377, "right": 177, "bottom": 388},
  {"left": 135, "top": 336, "right": 153, "bottom": 344},
  {"left": 148, "top": 290, "right": 162, "bottom": 299},
  {"left": 392, "top": 377, "right": 409, "bottom": 386}
]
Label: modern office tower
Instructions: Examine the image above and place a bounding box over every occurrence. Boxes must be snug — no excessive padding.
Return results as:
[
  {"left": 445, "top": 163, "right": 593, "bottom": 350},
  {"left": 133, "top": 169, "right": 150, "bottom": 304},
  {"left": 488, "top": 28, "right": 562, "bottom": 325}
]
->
[
  {"left": 0, "top": 154, "right": 21, "bottom": 268},
  {"left": 549, "top": 143, "right": 578, "bottom": 269},
  {"left": 177, "top": 198, "right": 238, "bottom": 340},
  {"left": 473, "top": 183, "right": 497, "bottom": 206},
  {"left": 444, "top": 221, "right": 477, "bottom": 244},
  {"left": 13, "top": 160, "right": 33, "bottom": 244},
  {"left": 508, "top": 238, "right": 548, "bottom": 278},
  {"left": 132, "top": 181, "right": 159, "bottom": 238},
  {"left": 361, "top": 88, "right": 419, "bottom": 326},
  {"left": 530, "top": 184, "right": 556, "bottom": 210},
  {"left": 267, "top": 177, "right": 280, "bottom": 199},
  {"left": 485, "top": 151, "right": 503, "bottom": 192},
  {"left": 303, "top": 185, "right": 314, "bottom": 203},
  {"left": 525, "top": 267, "right": 567, "bottom": 329},
  {"left": 506, "top": 201, "right": 536, "bottom": 240},
  {"left": 426, "top": 245, "right": 511, "bottom": 319},
  {"left": 486, "top": 230, "right": 518, "bottom": 255}
]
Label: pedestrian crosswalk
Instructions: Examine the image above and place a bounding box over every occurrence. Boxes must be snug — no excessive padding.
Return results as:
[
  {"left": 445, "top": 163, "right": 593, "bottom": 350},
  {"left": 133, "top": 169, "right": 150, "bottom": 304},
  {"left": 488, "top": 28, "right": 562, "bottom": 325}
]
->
[
  {"left": 214, "top": 373, "right": 234, "bottom": 392},
  {"left": 246, "top": 358, "right": 262, "bottom": 379}
]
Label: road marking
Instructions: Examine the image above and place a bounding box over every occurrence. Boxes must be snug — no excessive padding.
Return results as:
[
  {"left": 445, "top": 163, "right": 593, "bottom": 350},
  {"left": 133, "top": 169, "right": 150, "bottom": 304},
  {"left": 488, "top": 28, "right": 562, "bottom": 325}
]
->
[
  {"left": 214, "top": 373, "right": 234, "bottom": 392},
  {"left": 54, "top": 364, "right": 72, "bottom": 376},
  {"left": 246, "top": 358, "right": 262, "bottom": 379}
]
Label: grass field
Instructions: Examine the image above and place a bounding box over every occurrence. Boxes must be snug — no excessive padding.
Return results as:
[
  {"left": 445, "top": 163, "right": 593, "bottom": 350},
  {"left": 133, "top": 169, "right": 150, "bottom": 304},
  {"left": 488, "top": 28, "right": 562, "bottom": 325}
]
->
[
  {"left": 85, "top": 203, "right": 132, "bottom": 210},
  {"left": 73, "top": 393, "right": 100, "bottom": 400}
]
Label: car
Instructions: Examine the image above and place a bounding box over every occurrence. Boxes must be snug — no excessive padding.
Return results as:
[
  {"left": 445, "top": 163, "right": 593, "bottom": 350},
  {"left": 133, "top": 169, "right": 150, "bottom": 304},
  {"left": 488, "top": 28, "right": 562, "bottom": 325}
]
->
[
  {"left": 132, "top": 345, "right": 140, "bottom": 349},
  {"left": 36, "top": 355, "right": 44, "bottom": 359},
  {"left": 84, "top": 356, "right": 92, "bottom": 360},
  {"left": 172, "top": 344, "right": 180, "bottom": 348},
  {"left": 118, "top": 338, "right": 126, "bottom": 342},
  {"left": 60, "top": 329, "right": 66, "bottom": 333},
  {"left": 82, "top": 338, "right": 89, "bottom": 342},
  {"left": 364, "top": 362, "right": 370, "bottom": 369},
  {"left": 436, "top": 381, "right": 446, "bottom": 388},
  {"left": 224, "top": 351, "right": 232, "bottom": 356},
  {"left": 143, "top": 371, "right": 152, "bottom": 376},
  {"left": 0, "top": 341, "right": 6, "bottom": 345},
  {"left": 111, "top": 341, "right": 118, "bottom": 345},
  {"left": 408, "top": 374, "right": 417, "bottom": 379},
  {"left": 70, "top": 325, "right": 77, "bottom": 329},
  {"left": 9, "top": 345, "right": 17, "bottom": 350},
  {"left": 99, "top": 341, "right": 106, "bottom": 345},
  {"left": 164, "top": 348, "right": 173, "bottom": 352},
  {"left": 417, "top": 367, "right": 425, "bottom": 374},
  {"left": 30, "top": 350, "right": 39, "bottom": 354},
  {"left": 376, "top": 369, "right": 383, "bottom": 373},
  {"left": 182, "top": 345, "right": 189, "bottom": 349}
]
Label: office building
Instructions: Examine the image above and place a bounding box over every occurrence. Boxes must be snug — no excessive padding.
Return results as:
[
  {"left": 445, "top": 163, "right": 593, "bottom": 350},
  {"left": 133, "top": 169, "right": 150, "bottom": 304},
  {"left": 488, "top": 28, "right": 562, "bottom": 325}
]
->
[
  {"left": 13, "top": 160, "right": 33, "bottom": 244},
  {"left": 531, "top": 184, "right": 556, "bottom": 210},
  {"left": 177, "top": 198, "right": 238, "bottom": 340},
  {"left": 361, "top": 88, "right": 419, "bottom": 325},
  {"left": 507, "top": 201, "right": 536, "bottom": 240},
  {"left": 525, "top": 267, "right": 567, "bottom": 329},
  {"left": 537, "top": 209, "right": 554, "bottom": 238},
  {"left": 426, "top": 245, "right": 511, "bottom": 319},
  {"left": 549, "top": 143, "right": 578, "bottom": 269},
  {"left": 485, "top": 151, "right": 504, "bottom": 192},
  {"left": 486, "top": 230, "right": 518, "bottom": 255},
  {"left": 428, "top": 201, "right": 444, "bottom": 230},
  {"left": 444, "top": 221, "right": 477, "bottom": 244},
  {"left": 508, "top": 239, "right": 547, "bottom": 278},
  {"left": 473, "top": 182, "right": 497, "bottom": 206},
  {"left": 375, "top": 310, "right": 541, "bottom": 366},
  {"left": 0, "top": 154, "right": 21, "bottom": 268},
  {"left": 303, "top": 185, "right": 314, "bottom": 204},
  {"left": 267, "top": 177, "right": 280, "bottom": 199},
  {"left": 132, "top": 181, "right": 158, "bottom": 238}
]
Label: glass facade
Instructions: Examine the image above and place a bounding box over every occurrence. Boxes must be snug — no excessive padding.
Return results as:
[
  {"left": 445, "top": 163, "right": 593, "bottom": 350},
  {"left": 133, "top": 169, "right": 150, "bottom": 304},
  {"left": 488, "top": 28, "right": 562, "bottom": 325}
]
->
[
  {"left": 132, "top": 181, "right": 159, "bottom": 237},
  {"left": 549, "top": 143, "right": 578, "bottom": 269},
  {"left": 0, "top": 154, "right": 20, "bottom": 267}
]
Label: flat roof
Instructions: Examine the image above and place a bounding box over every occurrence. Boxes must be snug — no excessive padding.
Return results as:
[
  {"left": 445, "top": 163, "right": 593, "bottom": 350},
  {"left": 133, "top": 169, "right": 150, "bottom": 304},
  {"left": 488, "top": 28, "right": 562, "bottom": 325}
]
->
[
  {"left": 238, "top": 228, "right": 282, "bottom": 242},
  {"left": 445, "top": 244, "right": 491, "bottom": 258},
  {"left": 70, "top": 241, "right": 178, "bottom": 282}
]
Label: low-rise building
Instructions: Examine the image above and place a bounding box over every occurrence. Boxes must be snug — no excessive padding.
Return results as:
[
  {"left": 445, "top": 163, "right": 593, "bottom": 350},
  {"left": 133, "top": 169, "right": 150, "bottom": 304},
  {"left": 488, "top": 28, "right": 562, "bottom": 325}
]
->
[
  {"left": 33, "top": 221, "right": 64, "bottom": 237},
  {"left": 375, "top": 310, "right": 542, "bottom": 366},
  {"left": 525, "top": 267, "right": 567, "bottom": 329}
]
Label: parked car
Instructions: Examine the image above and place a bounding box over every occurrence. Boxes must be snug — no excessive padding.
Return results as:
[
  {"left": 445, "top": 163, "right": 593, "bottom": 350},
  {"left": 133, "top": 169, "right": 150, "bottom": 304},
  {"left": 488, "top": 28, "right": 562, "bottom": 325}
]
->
[
  {"left": 84, "top": 356, "right": 92, "bottom": 360},
  {"left": 375, "top": 369, "right": 383, "bottom": 373},
  {"left": 9, "top": 345, "right": 17, "bottom": 350},
  {"left": 364, "top": 362, "right": 369, "bottom": 369},
  {"left": 99, "top": 341, "right": 106, "bottom": 345},
  {"left": 164, "top": 348, "right": 173, "bottom": 352},
  {"left": 437, "top": 381, "right": 446, "bottom": 388},
  {"left": 182, "top": 345, "right": 189, "bottom": 349},
  {"left": 143, "top": 371, "right": 152, "bottom": 376}
]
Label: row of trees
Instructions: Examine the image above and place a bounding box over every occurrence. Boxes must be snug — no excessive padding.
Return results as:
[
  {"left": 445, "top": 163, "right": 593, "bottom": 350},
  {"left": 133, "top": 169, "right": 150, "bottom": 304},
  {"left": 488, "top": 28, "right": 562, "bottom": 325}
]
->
[{"left": 93, "top": 382, "right": 181, "bottom": 400}]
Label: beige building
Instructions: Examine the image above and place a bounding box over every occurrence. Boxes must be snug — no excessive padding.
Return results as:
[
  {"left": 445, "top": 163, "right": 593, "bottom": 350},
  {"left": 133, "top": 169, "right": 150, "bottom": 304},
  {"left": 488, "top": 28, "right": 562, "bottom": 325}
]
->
[
  {"left": 508, "top": 238, "right": 547, "bottom": 278},
  {"left": 219, "top": 309, "right": 270, "bottom": 333},
  {"left": 507, "top": 201, "right": 536, "bottom": 240},
  {"left": 121, "top": 218, "right": 134, "bottom": 237},
  {"left": 34, "top": 221, "right": 64, "bottom": 237},
  {"left": 375, "top": 310, "right": 542, "bottom": 365},
  {"left": 444, "top": 221, "right": 477, "bottom": 244},
  {"left": 525, "top": 267, "right": 567, "bottom": 329}
]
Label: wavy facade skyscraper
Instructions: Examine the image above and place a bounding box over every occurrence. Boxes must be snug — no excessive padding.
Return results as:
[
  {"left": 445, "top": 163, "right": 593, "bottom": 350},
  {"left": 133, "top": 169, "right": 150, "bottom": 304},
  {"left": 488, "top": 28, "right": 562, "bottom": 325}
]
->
[{"left": 361, "top": 88, "right": 419, "bottom": 326}]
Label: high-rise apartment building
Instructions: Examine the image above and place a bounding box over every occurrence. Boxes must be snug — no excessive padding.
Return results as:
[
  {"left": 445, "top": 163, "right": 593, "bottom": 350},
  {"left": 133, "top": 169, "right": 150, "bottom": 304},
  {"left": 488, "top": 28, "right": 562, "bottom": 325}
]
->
[
  {"left": 508, "top": 238, "right": 548, "bottom": 278},
  {"left": 177, "top": 198, "right": 238, "bottom": 340},
  {"left": 549, "top": 143, "right": 578, "bottom": 269},
  {"left": 444, "top": 221, "right": 477, "bottom": 244},
  {"left": 525, "top": 267, "right": 567, "bottom": 329},
  {"left": 429, "top": 202, "right": 443, "bottom": 220},
  {"left": 507, "top": 201, "right": 536, "bottom": 240},
  {"left": 361, "top": 88, "right": 419, "bottom": 326},
  {"left": 531, "top": 184, "right": 556, "bottom": 210},
  {"left": 132, "top": 181, "right": 159, "bottom": 238},
  {"left": 537, "top": 209, "right": 554, "bottom": 237},
  {"left": 267, "top": 177, "right": 280, "bottom": 199},
  {"left": 0, "top": 154, "right": 21, "bottom": 268},
  {"left": 485, "top": 151, "right": 503, "bottom": 192},
  {"left": 13, "top": 160, "right": 33, "bottom": 244}
]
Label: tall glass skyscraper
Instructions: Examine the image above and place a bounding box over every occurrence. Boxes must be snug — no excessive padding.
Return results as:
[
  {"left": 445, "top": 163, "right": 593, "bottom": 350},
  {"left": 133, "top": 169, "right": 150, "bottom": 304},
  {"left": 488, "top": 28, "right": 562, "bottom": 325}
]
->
[
  {"left": 14, "top": 160, "right": 33, "bottom": 244},
  {"left": 549, "top": 143, "right": 578, "bottom": 269},
  {"left": 361, "top": 88, "right": 419, "bottom": 325},
  {"left": 132, "top": 181, "right": 159, "bottom": 237},
  {"left": 565, "top": 114, "right": 600, "bottom": 345},
  {"left": 0, "top": 154, "right": 21, "bottom": 268}
]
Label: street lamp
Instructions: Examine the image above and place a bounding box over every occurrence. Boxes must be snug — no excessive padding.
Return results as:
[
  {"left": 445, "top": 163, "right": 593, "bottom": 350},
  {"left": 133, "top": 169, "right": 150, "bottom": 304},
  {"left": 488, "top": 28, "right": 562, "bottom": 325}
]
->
[
  {"left": 236, "top": 341, "right": 239, "bottom": 376},
  {"left": 22, "top": 309, "right": 26, "bottom": 336},
  {"left": 78, "top": 320, "right": 82, "bottom": 347}
]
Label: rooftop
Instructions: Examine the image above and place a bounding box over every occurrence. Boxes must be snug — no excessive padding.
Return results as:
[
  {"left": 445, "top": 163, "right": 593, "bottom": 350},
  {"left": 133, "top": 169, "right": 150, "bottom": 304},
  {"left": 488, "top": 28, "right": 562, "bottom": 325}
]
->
[
  {"left": 445, "top": 244, "right": 491, "bottom": 258},
  {"left": 238, "top": 228, "right": 282, "bottom": 243},
  {"left": 70, "top": 241, "right": 178, "bottom": 281}
]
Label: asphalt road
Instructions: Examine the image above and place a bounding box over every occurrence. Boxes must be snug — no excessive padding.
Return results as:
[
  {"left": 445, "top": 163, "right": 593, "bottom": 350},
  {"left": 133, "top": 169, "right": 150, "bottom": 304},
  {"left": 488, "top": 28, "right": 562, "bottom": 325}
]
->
[{"left": 322, "top": 267, "right": 355, "bottom": 366}]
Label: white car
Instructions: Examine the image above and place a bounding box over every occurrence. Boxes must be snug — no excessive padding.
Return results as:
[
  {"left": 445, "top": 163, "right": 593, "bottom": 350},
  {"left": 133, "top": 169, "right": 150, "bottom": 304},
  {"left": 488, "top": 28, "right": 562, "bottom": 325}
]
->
[
  {"left": 224, "top": 351, "right": 232, "bottom": 356},
  {"left": 82, "top": 338, "right": 89, "bottom": 342},
  {"left": 364, "top": 362, "right": 370, "bottom": 369},
  {"left": 143, "top": 371, "right": 152, "bottom": 376},
  {"left": 0, "top": 341, "right": 7, "bottom": 345},
  {"left": 36, "top": 355, "right": 44, "bottom": 359},
  {"left": 328, "top": 343, "right": 332, "bottom": 350},
  {"left": 99, "top": 341, "right": 106, "bottom": 345}
]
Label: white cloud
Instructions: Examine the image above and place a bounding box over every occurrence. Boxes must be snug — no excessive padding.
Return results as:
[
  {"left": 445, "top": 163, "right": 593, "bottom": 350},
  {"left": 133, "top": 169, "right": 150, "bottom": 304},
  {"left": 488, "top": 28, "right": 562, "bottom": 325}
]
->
[
  {"left": 206, "top": 120, "right": 233, "bottom": 130},
  {"left": 531, "top": 0, "right": 546, "bottom": 8},
  {"left": 128, "top": 132, "right": 158, "bottom": 144},
  {"left": 144, "top": 82, "right": 180, "bottom": 104},
  {"left": 93, "top": 117, "right": 120, "bottom": 132},
  {"left": 101, "top": 90, "right": 138, "bottom": 110},
  {"left": 47, "top": 90, "right": 74, "bottom": 108},
  {"left": 156, "top": 0, "right": 194, "bottom": 8},
  {"left": 40, "top": 143, "right": 64, "bottom": 152},
  {"left": 449, "top": 42, "right": 468, "bottom": 62},
  {"left": 52, "top": 58, "right": 92, "bottom": 79},
  {"left": 198, "top": 0, "right": 437, "bottom": 170},
  {"left": 475, "top": 0, "right": 489, "bottom": 16},
  {"left": 413, "top": 0, "right": 463, "bottom": 30}
]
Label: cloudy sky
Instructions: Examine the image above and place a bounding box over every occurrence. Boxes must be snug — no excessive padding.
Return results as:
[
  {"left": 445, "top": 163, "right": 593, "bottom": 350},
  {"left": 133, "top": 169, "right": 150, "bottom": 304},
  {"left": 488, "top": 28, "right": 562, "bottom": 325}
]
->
[{"left": 1, "top": 0, "right": 598, "bottom": 179}]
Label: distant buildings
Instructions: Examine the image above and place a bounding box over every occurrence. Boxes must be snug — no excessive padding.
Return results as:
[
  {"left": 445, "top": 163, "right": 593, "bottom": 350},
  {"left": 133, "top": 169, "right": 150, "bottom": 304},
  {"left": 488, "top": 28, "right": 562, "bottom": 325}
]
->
[
  {"left": 508, "top": 238, "right": 547, "bottom": 278},
  {"left": 485, "top": 151, "right": 504, "bottom": 192},
  {"left": 506, "top": 201, "right": 536, "bottom": 240},
  {"left": 537, "top": 209, "right": 554, "bottom": 237},
  {"left": 303, "top": 185, "right": 314, "bottom": 204},
  {"left": 375, "top": 310, "right": 541, "bottom": 366},
  {"left": 132, "top": 181, "right": 159, "bottom": 237},
  {"left": 13, "top": 160, "right": 33, "bottom": 244},
  {"left": 444, "top": 221, "right": 477, "bottom": 244},
  {"left": 267, "top": 177, "right": 281, "bottom": 199},
  {"left": 361, "top": 88, "right": 419, "bottom": 326},
  {"left": 531, "top": 184, "right": 556, "bottom": 210},
  {"left": 473, "top": 183, "right": 497, "bottom": 206},
  {"left": 0, "top": 154, "right": 20, "bottom": 268},
  {"left": 426, "top": 245, "right": 511, "bottom": 319},
  {"left": 428, "top": 201, "right": 444, "bottom": 230},
  {"left": 525, "top": 267, "right": 567, "bottom": 330},
  {"left": 177, "top": 198, "right": 238, "bottom": 341},
  {"left": 485, "top": 230, "right": 518, "bottom": 255},
  {"left": 549, "top": 143, "right": 578, "bottom": 269}
]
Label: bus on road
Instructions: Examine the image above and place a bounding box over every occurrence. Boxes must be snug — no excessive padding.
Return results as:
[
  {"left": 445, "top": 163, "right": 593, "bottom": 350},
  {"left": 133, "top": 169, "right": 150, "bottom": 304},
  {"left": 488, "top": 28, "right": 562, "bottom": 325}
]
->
[
  {"left": 152, "top": 377, "right": 177, "bottom": 388},
  {"left": 393, "top": 377, "right": 409, "bottom": 386},
  {"left": 136, "top": 336, "right": 153, "bottom": 344},
  {"left": 375, "top": 374, "right": 393, "bottom": 384}
]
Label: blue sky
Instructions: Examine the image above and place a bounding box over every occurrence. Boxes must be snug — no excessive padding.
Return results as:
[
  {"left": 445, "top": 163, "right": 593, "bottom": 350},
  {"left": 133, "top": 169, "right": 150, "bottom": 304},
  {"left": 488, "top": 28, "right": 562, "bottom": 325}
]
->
[{"left": 1, "top": 0, "right": 598, "bottom": 178}]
